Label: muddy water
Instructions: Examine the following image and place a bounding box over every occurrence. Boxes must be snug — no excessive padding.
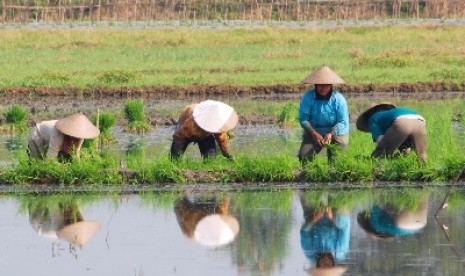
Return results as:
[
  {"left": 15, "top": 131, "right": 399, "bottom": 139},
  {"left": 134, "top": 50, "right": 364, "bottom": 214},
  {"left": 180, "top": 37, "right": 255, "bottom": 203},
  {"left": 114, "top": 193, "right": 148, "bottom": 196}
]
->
[{"left": 1, "top": 188, "right": 464, "bottom": 275}]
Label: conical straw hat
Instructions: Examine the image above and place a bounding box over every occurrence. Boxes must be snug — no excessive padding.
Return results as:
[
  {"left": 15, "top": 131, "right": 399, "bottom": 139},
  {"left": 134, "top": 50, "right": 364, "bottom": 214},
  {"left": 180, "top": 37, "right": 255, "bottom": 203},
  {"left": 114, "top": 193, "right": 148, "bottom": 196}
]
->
[
  {"left": 301, "top": 65, "right": 345, "bottom": 84},
  {"left": 56, "top": 221, "right": 101, "bottom": 247},
  {"left": 193, "top": 100, "right": 238, "bottom": 133},
  {"left": 193, "top": 214, "right": 240, "bottom": 247},
  {"left": 356, "top": 103, "right": 396, "bottom": 132},
  {"left": 56, "top": 113, "right": 100, "bottom": 139}
]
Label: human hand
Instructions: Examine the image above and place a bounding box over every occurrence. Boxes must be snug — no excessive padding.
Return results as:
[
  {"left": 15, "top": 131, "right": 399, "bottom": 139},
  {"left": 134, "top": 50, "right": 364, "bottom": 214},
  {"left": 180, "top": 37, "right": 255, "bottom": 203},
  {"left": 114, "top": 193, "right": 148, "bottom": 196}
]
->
[
  {"left": 325, "top": 207, "right": 334, "bottom": 220},
  {"left": 310, "top": 131, "right": 325, "bottom": 147},
  {"left": 323, "top": 133, "right": 332, "bottom": 146}
]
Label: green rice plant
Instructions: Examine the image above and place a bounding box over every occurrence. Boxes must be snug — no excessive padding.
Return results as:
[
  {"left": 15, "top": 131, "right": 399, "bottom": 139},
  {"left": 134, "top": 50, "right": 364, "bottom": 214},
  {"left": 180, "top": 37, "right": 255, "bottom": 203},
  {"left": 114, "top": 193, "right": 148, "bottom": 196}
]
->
[
  {"left": 372, "top": 187, "right": 431, "bottom": 212},
  {"left": 123, "top": 99, "right": 150, "bottom": 133},
  {"left": 5, "top": 105, "right": 28, "bottom": 133},
  {"left": 232, "top": 155, "right": 298, "bottom": 182},
  {"left": 277, "top": 102, "right": 299, "bottom": 128},
  {"left": 92, "top": 112, "right": 116, "bottom": 143}
]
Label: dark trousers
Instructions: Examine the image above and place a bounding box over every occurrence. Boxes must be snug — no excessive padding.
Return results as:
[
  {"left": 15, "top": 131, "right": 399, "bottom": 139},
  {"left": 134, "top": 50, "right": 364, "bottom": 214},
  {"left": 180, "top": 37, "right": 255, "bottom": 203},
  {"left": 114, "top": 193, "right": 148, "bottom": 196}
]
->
[{"left": 171, "top": 135, "right": 217, "bottom": 159}]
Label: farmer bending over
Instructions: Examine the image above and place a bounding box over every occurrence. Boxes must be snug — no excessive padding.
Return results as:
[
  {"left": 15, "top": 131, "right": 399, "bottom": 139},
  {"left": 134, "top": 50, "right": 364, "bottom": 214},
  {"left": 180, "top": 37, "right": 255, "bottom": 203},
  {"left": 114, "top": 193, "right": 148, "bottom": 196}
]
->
[
  {"left": 170, "top": 100, "right": 238, "bottom": 161},
  {"left": 356, "top": 103, "right": 427, "bottom": 163},
  {"left": 298, "top": 65, "right": 350, "bottom": 164},
  {"left": 28, "top": 113, "right": 100, "bottom": 162}
]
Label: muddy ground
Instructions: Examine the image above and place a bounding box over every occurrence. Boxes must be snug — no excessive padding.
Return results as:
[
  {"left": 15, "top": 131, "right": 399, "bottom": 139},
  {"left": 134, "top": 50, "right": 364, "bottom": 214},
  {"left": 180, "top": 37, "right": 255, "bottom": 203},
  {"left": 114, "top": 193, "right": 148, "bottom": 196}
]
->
[{"left": 2, "top": 82, "right": 464, "bottom": 126}]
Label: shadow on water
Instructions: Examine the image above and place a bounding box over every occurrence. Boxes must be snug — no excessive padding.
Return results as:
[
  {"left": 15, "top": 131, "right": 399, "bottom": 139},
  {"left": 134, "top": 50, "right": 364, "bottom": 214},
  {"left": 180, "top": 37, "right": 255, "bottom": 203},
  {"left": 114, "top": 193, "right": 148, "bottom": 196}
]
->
[{"left": 2, "top": 187, "right": 465, "bottom": 275}]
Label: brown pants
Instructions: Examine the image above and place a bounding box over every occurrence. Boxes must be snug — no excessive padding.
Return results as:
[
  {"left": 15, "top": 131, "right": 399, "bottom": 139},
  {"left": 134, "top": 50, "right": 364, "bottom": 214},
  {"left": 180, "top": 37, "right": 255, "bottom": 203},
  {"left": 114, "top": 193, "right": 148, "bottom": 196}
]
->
[
  {"left": 298, "top": 132, "right": 349, "bottom": 163},
  {"left": 373, "top": 117, "right": 427, "bottom": 163}
]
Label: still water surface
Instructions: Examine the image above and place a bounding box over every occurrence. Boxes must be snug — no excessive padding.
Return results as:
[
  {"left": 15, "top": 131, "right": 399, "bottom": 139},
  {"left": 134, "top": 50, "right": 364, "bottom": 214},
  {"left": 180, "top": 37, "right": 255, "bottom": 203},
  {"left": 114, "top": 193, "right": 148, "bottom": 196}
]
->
[{"left": 1, "top": 188, "right": 465, "bottom": 275}]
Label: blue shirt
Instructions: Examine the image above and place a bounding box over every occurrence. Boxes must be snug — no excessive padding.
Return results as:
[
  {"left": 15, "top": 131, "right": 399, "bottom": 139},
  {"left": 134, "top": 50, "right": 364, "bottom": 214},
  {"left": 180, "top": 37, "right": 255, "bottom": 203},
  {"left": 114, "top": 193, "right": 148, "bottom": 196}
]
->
[
  {"left": 299, "top": 89, "right": 349, "bottom": 136},
  {"left": 369, "top": 205, "right": 420, "bottom": 236},
  {"left": 369, "top": 107, "right": 418, "bottom": 141},
  {"left": 300, "top": 214, "right": 350, "bottom": 262}
]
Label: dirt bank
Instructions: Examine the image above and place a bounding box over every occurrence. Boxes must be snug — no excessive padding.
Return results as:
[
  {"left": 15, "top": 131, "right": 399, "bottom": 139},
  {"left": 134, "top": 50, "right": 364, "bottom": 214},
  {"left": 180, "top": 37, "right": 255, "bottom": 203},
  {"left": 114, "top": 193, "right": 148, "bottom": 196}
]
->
[
  {"left": 2, "top": 81, "right": 465, "bottom": 99},
  {"left": 1, "top": 82, "right": 464, "bottom": 127}
]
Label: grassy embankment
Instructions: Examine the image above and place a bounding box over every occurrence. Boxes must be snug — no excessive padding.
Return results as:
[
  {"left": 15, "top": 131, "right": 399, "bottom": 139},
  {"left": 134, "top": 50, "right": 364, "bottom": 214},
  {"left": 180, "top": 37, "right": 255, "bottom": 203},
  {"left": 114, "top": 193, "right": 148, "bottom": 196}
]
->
[
  {"left": 1, "top": 99, "right": 464, "bottom": 185},
  {"left": 0, "top": 25, "right": 465, "bottom": 89}
]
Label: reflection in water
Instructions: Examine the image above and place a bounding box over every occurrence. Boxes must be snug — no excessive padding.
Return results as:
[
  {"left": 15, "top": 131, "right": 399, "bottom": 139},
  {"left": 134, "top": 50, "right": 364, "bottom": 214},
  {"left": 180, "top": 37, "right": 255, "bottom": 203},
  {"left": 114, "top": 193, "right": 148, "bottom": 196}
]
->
[
  {"left": 357, "top": 194, "right": 428, "bottom": 239},
  {"left": 231, "top": 190, "right": 293, "bottom": 275},
  {"left": 3, "top": 188, "right": 465, "bottom": 275},
  {"left": 300, "top": 191, "right": 350, "bottom": 275},
  {"left": 174, "top": 192, "right": 239, "bottom": 248},
  {"left": 27, "top": 196, "right": 101, "bottom": 251}
]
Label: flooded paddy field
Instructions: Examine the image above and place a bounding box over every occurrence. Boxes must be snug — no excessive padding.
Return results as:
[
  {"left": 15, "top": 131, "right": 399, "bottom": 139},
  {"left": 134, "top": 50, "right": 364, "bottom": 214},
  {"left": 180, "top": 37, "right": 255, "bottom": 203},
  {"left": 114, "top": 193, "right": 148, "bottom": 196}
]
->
[{"left": 1, "top": 188, "right": 465, "bottom": 275}]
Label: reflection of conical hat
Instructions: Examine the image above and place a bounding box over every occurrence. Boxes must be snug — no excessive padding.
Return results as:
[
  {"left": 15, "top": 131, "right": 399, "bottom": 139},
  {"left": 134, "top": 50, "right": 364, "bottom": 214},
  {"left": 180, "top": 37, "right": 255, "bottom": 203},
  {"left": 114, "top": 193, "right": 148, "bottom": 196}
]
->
[
  {"left": 56, "top": 113, "right": 100, "bottom": 139},
  {"left": 193, "top": 100, "right": 238, "bottom": 133},
  {"left": 356, "top": 103, "right": 396, "bottom": 132},
  {"left": 307, "top": 266, "right": 348, "bottom": 276},
  {"left": 193, "top": 214, "right": 240, "bottom": 247},
  {"left": 301, "top": 66, "right": 345, "bottom": 84},
  {"left": 56, "top": 221, "right": 101, "bottom": 247}
]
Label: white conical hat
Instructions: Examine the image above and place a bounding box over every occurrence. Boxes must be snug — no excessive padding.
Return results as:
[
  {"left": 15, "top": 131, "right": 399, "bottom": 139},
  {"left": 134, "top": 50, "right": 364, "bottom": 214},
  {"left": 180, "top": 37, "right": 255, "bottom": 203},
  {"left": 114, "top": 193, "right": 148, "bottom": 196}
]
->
[
  {"left": 301, "top": 65, "right": 345, "bottom": 84},
  {"left": 56, "top": 113, "right": 100, "bottom": 139},
  {"left": 56, "top": 221, "right": 101, "bottom": 247},
  {"left": 193, "top": 214, "right": 240, "bottom": 247},
  {"left": 193, "top": 100, "right": 238, "bottom": 133}
]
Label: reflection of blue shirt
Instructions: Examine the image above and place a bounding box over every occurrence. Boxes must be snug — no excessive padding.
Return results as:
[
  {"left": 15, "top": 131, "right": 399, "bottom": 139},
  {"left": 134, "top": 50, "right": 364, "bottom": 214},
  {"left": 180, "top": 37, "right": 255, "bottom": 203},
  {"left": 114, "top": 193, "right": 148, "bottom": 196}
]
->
[
  {"left": 369, "top": 107, "right": 418, "bottom": 141},
  {"left": 369, "top": 205, "right": 419, "bottom": 236},
  {"left": 299, "top": 89, "right": 349, "bottom": 136},
  {"left": 300, "top": 214, "right": 350, "bottom": 262}
]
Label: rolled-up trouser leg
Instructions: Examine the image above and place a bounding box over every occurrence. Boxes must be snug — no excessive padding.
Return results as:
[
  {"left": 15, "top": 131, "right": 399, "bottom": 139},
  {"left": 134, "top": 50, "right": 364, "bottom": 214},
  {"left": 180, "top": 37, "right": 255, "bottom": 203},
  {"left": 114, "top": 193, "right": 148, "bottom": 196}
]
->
[
  {"left": 373, "top": 118, "right": 427, "bottom": 162},
  {"left": 198, "top": 135, "right": 217, "bottom": 158},
  {"left": 298, "top": 132, "right": 323, "bottom": 163}
]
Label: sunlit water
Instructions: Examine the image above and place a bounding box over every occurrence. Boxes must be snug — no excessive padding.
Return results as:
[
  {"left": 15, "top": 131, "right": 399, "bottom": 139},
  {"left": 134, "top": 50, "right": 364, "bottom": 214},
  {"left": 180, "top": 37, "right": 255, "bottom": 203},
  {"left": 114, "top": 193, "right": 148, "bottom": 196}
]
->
[{"left": 0, "top": 188, "right": 464, "bottom": 275}]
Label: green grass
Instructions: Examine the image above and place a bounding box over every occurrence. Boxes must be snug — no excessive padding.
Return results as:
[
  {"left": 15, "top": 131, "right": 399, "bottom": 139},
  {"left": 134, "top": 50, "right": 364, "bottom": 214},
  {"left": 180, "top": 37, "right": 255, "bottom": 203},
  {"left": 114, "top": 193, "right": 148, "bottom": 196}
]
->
[
  {"left": 0, "top": 99, "right": 465, "bottom": 185},
  {"left": 1, "top": 26, "right": 465, "bottom": 89}
]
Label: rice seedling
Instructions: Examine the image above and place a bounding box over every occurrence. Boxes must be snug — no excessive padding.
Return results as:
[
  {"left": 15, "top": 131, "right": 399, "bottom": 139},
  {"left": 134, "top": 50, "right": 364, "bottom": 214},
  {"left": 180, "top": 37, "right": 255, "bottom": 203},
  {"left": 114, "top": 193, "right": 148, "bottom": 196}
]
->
[
  {"left": 277, "top": 102, "right": 299, "bottom": 128},
  {"left": 123, "top": 99, "right": 150, "bottom": 133},
  {"left": 5, "top": 105, "right": 28, "bottom": 133}
]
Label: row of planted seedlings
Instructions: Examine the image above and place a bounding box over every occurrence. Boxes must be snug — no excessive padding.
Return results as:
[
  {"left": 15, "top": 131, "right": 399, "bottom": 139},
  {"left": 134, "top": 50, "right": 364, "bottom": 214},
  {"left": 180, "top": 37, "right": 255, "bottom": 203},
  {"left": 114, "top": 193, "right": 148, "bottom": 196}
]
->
[{"left": 1, "top": 99, "right": 465, "bottom": 185}]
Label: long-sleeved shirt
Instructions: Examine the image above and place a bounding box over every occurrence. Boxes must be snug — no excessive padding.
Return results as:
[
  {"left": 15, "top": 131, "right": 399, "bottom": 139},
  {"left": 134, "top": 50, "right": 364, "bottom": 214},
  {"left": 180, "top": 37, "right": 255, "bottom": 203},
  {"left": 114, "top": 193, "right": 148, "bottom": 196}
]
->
[
  {"left": 300, "top": 214, "right": 350, "bottom": 262},
  {"left": 299, "top": 89, "right": 350, "bottom": 136},
  {"left": 28, "top": 120, "right": 83, "bottom": 159},
  {"left": 172, "top": 104, "right": 231, "bottom": 157},
  {"left": 368, "top": 107, "right": 422, "bottom": 141}
]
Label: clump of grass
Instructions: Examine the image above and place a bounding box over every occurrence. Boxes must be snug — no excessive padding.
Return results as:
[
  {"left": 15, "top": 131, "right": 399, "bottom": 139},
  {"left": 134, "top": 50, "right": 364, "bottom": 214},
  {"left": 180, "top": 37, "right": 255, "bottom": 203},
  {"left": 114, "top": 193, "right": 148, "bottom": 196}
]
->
[
  {"left": 123, "top": 99, "right": 150, "bottom": 133},
  {"left": 97, "top": 70, "right": 135, "bottom": 84},
  {"left": 277, "top": 102, "right": 299, "bottom": 128},
  {"left": 5, "top": 105, "right": 28, "bottom": 133}
]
